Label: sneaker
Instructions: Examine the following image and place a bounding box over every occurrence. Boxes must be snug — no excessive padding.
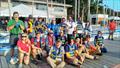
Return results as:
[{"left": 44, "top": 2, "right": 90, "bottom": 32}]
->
[
  {"left": 111, "top": 38, "right": 114, "bottom": 40},
  {"left": 10, "top": 57, "right": 19, "bottom": 64},
  {"left": 13, "top": 57, "right": 19, "bottom": 64},
  {"left": 18, "top": 64, "right": 23, "bottom": 68},
  {"left": 10, "top": 58, "right": 14, "bottom": 64}
]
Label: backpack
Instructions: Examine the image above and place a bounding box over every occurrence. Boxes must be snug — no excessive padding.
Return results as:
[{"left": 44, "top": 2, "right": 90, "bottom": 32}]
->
[{"left": 100, "top": 47, "right": 107, "bottom": 53}]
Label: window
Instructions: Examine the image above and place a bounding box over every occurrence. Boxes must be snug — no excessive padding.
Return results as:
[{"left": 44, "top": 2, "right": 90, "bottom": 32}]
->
[
  {"left": 36, "top": 4, "right": 47, "bottom": 11},
  {"left": 54, "top": 7, "right": 64, "bottom": 12}
]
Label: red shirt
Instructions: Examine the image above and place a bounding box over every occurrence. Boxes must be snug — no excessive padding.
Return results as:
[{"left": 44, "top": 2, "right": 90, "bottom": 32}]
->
[
  {"left": 109, "top": 22, "right": 116, "bottom": 30},
  {"left": 31, "top": 38, "right": 40, "bottom": 48},
  {"left": 17, "top": 40, "right": 30, "bottom": 53}
]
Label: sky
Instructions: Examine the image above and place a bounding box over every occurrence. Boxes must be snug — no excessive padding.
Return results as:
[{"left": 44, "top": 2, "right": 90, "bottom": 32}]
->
[{"left": 103, "top": 0, "right": 120, "bottom": 12}]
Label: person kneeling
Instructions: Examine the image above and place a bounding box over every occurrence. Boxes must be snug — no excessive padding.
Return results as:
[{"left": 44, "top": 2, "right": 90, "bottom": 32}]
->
[
  {"left": 47, "top": 40, "right": 65, "bottom": 68},
  {"left": 17, "top": 33, "right": 31, "bottom": 68}
]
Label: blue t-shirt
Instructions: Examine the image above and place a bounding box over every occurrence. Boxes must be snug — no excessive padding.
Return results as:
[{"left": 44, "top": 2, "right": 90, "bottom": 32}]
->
[{"left": 65, "top": 44, "right": 77, "bottom": 57}]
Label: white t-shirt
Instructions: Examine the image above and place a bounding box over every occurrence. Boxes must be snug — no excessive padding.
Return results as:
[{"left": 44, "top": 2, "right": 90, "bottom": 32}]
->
[{"left": 66, "top": 22, "right": 77, "bottom": 34}]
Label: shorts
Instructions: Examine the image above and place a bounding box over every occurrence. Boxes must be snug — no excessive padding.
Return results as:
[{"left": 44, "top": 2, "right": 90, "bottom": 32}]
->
[
  {"left": 10, "top": 34, "right": 19, "bottom": 48},
  {"left": 19, "top": 52, "right": 29, "bottom": 64},
  {"left": 109, "top": 30, "right": 115, "bottom": 34}
]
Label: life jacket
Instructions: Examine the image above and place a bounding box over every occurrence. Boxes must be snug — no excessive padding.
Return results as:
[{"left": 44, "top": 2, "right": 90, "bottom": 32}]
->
[
  {"left": 57, "top": 35, "right": 66, "bottom": 44},
  {"left": 27, "top": 21, "right": 33, "bottom": 33},
  {"left": 33, "top": 37, "right": 42, "bottom": 48},
  {"left": 96, "top": 36, "right": 104, "bottom": 45},
  {"left": 82, "top": 34, "right": 87, "bottom": 42},
  {"left": 50, "top": 45, "right": 64, "bottom": 61},
  {"left": 67, "top": 44, "right": 76, "bottom": 57}
]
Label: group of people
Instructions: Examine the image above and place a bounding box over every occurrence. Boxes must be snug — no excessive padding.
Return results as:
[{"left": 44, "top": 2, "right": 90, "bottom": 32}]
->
[{"left": 7, "top": 11, "right": 108, "bottom": 68}]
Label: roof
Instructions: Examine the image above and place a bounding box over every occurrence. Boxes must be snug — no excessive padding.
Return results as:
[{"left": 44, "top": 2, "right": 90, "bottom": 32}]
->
[{"left": 0, "top": 4, "right": 47, "bottom": 17}]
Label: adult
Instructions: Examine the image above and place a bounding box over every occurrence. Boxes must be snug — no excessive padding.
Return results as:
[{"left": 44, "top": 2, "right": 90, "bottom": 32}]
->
[
  {"left": 67, "top": 16, "right": 77, "bottom": 40},
  {"left": 84, "top": 21, "right": 91, "bottom": 32},
  {"left": 7, "top": 12, "right": 24, "bottom": 62},
  {"left": 17, "top": 33, "right": 31, "bottom": 68},
  {"left": 34, "top": 17, "right": 46, "bottom": 33},
  {"left": 47, "top": 18, "right": 59, "bottom": 36},
  {"left": 26, "top": 15, "right": 35, "bottom": 39},
  {"left": 59, "top": 18, "right": 68, "bottom": 34},
  {"left": 108, "top": 20, "right": 116, "bottom": 40}
]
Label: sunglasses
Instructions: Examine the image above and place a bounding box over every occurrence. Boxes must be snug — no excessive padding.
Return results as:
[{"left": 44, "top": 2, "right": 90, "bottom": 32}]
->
[{"left": 22, "top": 36, "right": 27, "bottom": 37}]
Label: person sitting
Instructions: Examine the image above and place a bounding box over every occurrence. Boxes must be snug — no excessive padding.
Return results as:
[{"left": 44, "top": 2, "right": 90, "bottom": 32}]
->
[
  {"left": 17, "top": 33, "right": 31, "bottom": 68},
  {"left": 84, "top": 35, "right": 102, "bottom": 55},
  {"left": 94, "top": 31, "right": 107, "bottom": 53},
  {"left": 45, "top": 31, "right": 56, "bottom": 54},
  {"left": 31, "top": 32, "right": 46, "bottom": 62},
  {"left": 72, "top": 31, "right": 79, "bottom": 39},
  {"left": 75, "top": 37, "right": 98, "bottom": 60},
  {"left": 65, "top": 37, "right": 85, "bottom": 67},
  {"left": 47, "top": 39, "right": 65, "bottom": 68},
  {"left": 56, "top": 31, "right": 67, "bottom": 46}
]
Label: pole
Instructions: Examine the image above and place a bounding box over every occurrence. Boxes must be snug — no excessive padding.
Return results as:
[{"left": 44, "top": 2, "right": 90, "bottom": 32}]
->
[
  {"left": 113, "top": 0, "right": 114, "bottom": 17},
  {"left": 87, "top": 0, "right": 90, "bottom": 21},
  {"left": 47, "top": 0, "right": 49, "bottom": 19},
  {"left": 8, "top": 0, "right": 12, "bottom": 19},
  {"left": 75, "top": 0, "right": 77, "bottom": 22},
  {"left": 117, "top": 1, "right": 119, "bottom": 17},
  {"left": 78, "top": 0, "right": 80, "bottom": 17},
  {"left": 109, "top": 8, "right": 111, "bottom": 16},
  {"left": 96, "top": 0, "right": 99, "bottom": 14},
  {"left": 64, "top": 0, "right": 66, "bottom": 18},
  {"left": 51, "top": 0, "right": 53, "bottom": 18},
  {"left": 32, "top": 0, "right": 34, "bottom": 16}
]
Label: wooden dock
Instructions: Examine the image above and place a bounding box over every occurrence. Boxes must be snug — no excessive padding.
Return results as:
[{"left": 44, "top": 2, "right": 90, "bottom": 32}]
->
[{"left": 0, "top": 39, "right": 120, "bottom": 68}]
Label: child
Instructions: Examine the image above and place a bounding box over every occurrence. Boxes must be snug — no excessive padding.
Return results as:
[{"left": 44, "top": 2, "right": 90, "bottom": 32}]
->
[
  {"left": 75, "top": 37, "right": 98, "bottom": 60},
  {"left": 94, "top": 31, "right": 107, "bottom": 53},
  {"left": 65, "top": 37, "right": 85, "bottom": 67},
  {"left": 45, "top": 31, "right": 56, "bottom": 54},
  {"left": 84, "top": 35, "right": 102, "bottom": 55},
  {"left": 31, "top": 32, "right": 46, "bottom": 61},
  {"left": 47, "top": 40, "right": 65, "bottom": 68},
  {"left": 56, "top": 31, "right": 67, "bottom": 46},
  {"left": 17, "top": 33, "right": 31, "bottom": 68}
]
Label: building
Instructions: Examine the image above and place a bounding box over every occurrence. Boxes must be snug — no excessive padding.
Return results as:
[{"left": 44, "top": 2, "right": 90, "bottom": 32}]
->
[{"left": 0, "top": 0, "right": 72, "bottom": 19}]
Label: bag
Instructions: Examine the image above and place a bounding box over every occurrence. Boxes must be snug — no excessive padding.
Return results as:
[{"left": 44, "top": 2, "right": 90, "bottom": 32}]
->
[{"left": 100, "top": 47, "right": 107, "bottom": 53}]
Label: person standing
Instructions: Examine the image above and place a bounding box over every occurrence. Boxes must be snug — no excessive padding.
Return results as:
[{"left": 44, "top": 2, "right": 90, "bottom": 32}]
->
[
  {"left": 84, "top": 21, "right": 91, "bottom": 32},
  {"left": 67, "top": 16, "right": 77, "bottom": 40},
  {"left": 7, "top": 12, "right": 25, "bottom": 63},
  {"left": 108, "top": 20, "right": 116, "bottom": 40},
  {"left": 47, "top": 18, "right": 59, "bottom": 37}
]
